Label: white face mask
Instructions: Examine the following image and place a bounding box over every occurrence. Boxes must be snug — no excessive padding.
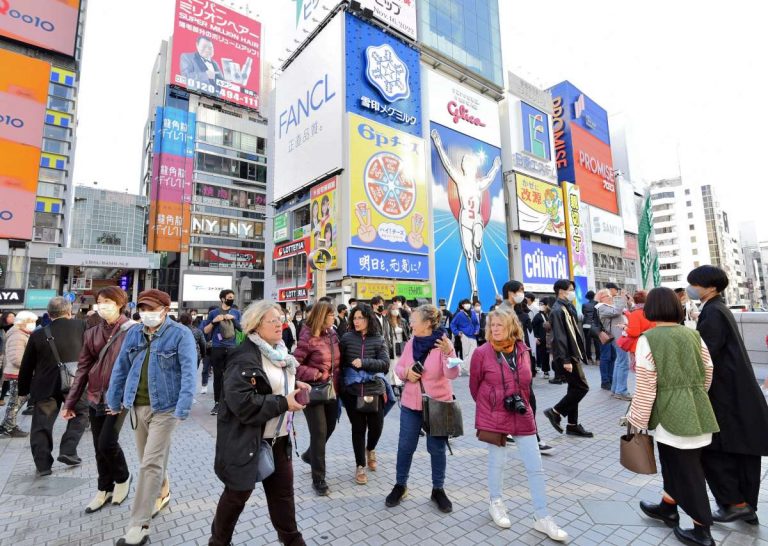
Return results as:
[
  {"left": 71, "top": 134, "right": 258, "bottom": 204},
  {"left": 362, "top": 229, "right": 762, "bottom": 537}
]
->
[
  {"left": 462, "top": 304, "right": 471, "bottom": 311},
  {"left": 566, "top": 291, "right": 577, "bottom": 302},
  {"left": 24, "top": 323, "right": 36, "bottom": 332},
  {"left": 474, "top": 306, "right": 482, "bottom": 313},
  {"left": 390, "top": 309, "right": 399, "bottom": 316},
  {"left": 140, "top": 311, "right": 165, "bottom": 328},
  {"left": 513, "top": 293, "right": 525, "bottom": 304},
  {"left": 97, "top": 303, "right": 119, "bottom": 321}
]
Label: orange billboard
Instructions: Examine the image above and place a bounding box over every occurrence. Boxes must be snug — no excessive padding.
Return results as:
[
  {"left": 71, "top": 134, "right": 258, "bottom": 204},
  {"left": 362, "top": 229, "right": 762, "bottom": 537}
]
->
[
  {"left": 0, "top": 49, "right": 50, "bottom": 240},
  {"left": 0, "top": 0, "right": 80, "bottom": 57}
]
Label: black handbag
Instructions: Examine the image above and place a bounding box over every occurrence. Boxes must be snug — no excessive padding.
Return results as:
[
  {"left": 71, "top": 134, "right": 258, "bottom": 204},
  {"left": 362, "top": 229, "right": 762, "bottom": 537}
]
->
[
  {"left": 44, "top": 326, "right": 78, "bottom": 394},
  {"left": 309, "top": 335, "right": 336, "bottom": 404},
  {"left": 256, "top": 368, "right": 289, "bottom": 482},
  {"left": 356, "top": 381, "right": 381, "bottom": 413},
  {"left": 419, "top": 380, "right": 463, "bottom": 438}
]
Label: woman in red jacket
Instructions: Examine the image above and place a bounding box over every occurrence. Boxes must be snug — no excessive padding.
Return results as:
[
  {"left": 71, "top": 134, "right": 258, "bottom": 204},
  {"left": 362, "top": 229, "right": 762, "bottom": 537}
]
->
[
  {"left": 620, "top": 291, "right": 655, "bottom": 371},
  {"left": 469, "top": 309, "right": 567, "bottom": 542},
  {"left": 294, "top": 301, "right": 340, "bottom": 496}
]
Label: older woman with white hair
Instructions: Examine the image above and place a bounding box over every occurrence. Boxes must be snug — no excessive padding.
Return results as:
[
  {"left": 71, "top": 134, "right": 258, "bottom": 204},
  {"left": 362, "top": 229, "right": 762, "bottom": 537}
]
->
[
  {"left": 0, "top": 310, "right": 37, "bottom": 438},
  {"left": 209, "top": 300, "right": 311, "bottom": 546}
]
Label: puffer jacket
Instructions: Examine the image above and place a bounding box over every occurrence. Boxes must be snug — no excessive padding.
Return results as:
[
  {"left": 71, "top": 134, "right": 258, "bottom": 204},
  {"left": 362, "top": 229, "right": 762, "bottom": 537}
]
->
[
  {"left": 294, "top": 326, "right": 341, "bottom": 395},
  {"left": 65, "top": 316, "right": 135, "bottom": 411},
  {"left": 2, "top": 326, "right": 30, "bottom": 379},
  {"left": 339, "top": 330, "right": 389, "bottom": 388},
  {"left": 470, "top": 341, "right": 536, "bottom": 436},
  {"left": 622, "top": 306, "right": 655, "bottom": 354}
]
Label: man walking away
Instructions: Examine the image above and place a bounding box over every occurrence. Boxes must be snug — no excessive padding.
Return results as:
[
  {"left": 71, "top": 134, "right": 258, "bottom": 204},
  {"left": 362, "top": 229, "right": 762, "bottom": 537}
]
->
[
  {"left": 580, "top": 291, "right": 600, "bottom": 365},
  {"left": 202, "top": 290, "right": 241, "bottom": 415},
  {"left": 543, "top": 280, "right": 592, "bottom": 438},
  {"left": 18, "top": 297, "right": 87, "bottom": 476}
]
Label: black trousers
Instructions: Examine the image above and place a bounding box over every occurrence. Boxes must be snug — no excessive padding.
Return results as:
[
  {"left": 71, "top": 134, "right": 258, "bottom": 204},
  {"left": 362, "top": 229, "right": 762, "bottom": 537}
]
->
[
  {"left": 210, "top": 347, "right": 230, "bottom": 403},
  {"left": 209, "top": 437, "right": 305, "bottom": 546},
  {"left": 303, "top": 399, "right": 338, "bottom": 484},
  {"left": 583, "top": 328, "right": 601, "bottom": 362},
  {"left": 658, "top": 442, "right": 713, "bottom": 525},
  {"left": 89, "top": 408, "right": 130, "bottom": 492},
  {"left": 552, "top": 361, "right": 589, "bottom": 425},
  {"left": 342, "top": 393, "right": 385, "bottom": 467},
  {"left": 536, "top": 343, "right": 550, "bottom": 373},
  {"left": 701, "top": 448, "right": 762, "bottom": 510},
  {"left": 30, "top": 396, "right": 88, "bottom": 471}
]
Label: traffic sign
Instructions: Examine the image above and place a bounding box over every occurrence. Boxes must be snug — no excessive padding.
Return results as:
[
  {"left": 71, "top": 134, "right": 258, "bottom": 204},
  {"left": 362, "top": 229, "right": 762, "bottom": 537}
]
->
[{"left": 128, "top": 301, "right": 137, "bottom": 309}]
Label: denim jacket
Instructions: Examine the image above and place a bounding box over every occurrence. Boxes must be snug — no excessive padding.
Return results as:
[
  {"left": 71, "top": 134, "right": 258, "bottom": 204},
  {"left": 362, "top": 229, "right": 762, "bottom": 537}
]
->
[{"left": 106, "top": 317, "right": 197, "bottom": 419}]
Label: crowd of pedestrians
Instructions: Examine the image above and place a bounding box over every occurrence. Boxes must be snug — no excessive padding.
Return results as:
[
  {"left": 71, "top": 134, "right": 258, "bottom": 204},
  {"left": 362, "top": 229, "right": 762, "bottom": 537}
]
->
[{"left": 0, "top": 264, "right": 766, "bottom": 546}]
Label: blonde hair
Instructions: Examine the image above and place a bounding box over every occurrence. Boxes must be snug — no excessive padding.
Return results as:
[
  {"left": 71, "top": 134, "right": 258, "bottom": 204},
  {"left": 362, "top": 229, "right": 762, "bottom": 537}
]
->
[
  {"left": 305, "top": 301, "right": 334, "bottom": 337},
  {"left": 241, "top": 301, "right": 282, "bottom": 334},
  {"left": 484, "top": 309, "right": 524, "bottom": 343},
  {"left": 413, "top": 304, "right": 441, "bottom": 331},
  {"left": 14, "top": 311, "right": 38, "bottom": 324}
]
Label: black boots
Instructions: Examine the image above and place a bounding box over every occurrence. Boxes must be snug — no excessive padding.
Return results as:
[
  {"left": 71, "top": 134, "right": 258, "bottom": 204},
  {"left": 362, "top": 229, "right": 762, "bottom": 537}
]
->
[
  {"left": 639, "top": 499, "right": 680, "bottom": 526},
  {"left": 712, "top": 503, "right": 756, "bottom": 524},
  {"left": 673, "top": 524, "right": 715, "bottom": 546}
]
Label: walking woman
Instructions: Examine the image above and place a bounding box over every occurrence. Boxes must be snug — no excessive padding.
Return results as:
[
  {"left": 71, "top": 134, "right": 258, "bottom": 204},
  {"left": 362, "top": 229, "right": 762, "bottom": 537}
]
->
[
  {"left": 340, "top": 303, "right": 389, "bottom": 485},
  {"left": 63, "top": 287, "right": 135, "bottom": 513},
  {"left": 0, "top": 311, "right": 37, "bottom": 438},
  {"left": 469, "top": 309, "right": 568, "bottom": 541},
  {"left": 294, "top": 301, "right": 340, "bottom": 496},
  {"left": 210, "top": 301, "right": 309, "bottom": 546},
  {"left": 384, "top": 302, "right": 410, "bottom": 390},
  {"left": 687, "top": 265, "right": 768, "bottom": 526},
  {"left": 386, "top": 305, "right": 458, "bottom": 513},
  {"left": 631, "top": 287, "right": 719, "bottom": 546}
]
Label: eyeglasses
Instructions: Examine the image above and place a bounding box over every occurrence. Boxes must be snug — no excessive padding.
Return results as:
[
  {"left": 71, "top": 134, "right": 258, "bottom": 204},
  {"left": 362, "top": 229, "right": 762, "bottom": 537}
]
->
[
  {"left": 352, "top": 316, "right": 367, "bottom": 321},
  {"left": 262, "top": 319, "right": 282, "bottom": 326}
]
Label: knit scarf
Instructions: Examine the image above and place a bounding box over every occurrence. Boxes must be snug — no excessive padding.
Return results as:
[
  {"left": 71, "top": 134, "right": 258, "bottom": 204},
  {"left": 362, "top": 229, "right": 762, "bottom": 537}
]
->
[
  {"left": 249, "top": 333, "right": 297, "bottom": 373},
  {"left": 490, "top": 338, "right": 517, "bottom": 354},
  {"left": 412, "top": 327, "right": 446, "bottom": 365}
]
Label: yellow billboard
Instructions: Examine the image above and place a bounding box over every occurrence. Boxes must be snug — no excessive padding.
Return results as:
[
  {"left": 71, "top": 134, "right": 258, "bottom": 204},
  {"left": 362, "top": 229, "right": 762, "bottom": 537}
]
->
[
  {"left": 309, "top": 176, "right": 338, "bottom": 269},
  {"left": 515, "top": 173, "right": 565, "bottom": 239}
]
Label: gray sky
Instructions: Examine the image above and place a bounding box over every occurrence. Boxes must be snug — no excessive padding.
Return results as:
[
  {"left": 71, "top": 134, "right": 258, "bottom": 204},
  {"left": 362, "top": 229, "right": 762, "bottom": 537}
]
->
[{"left": 74, "top": 0, "right": 768, "bottom": 238}]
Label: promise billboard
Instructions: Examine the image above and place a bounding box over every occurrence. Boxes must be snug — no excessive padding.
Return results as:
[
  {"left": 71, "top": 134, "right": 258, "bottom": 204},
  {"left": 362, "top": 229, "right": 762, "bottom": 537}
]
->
[
  {"left": 0, "top": 0, "right": 80, "bottom": 57},
  {"left": 170, "top": 0, "right": 261, "bottom": 110}
]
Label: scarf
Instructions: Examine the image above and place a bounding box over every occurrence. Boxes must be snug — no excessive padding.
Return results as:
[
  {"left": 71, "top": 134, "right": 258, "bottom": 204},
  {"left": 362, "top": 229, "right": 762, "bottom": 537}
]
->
[
  {"left": 490, "top": 338, "right": 517, "bottom": 354},
  {"left": 412, "top": 327, "right": 446, "bottom": 365},
  {"left": 249, "top": 332, "right": 297, "bottom": 373}
]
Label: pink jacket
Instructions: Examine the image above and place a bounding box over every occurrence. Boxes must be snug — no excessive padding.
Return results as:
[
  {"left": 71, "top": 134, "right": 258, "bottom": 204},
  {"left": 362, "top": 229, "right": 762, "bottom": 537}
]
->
[
  {"left": 396, "top": 338, "right": 458, "bottom": 411},
  {"left": 469, "top": 341, "right": 537, "bottom": 436}
]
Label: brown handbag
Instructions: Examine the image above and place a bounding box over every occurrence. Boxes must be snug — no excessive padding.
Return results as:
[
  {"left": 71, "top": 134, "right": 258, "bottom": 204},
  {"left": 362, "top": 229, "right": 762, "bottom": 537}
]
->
[
  {"left": 476, "top": 430, "right": 507, "bottom": 446},
  {"left": 620, "top": 424, "right": 657, "bottom": 474}
]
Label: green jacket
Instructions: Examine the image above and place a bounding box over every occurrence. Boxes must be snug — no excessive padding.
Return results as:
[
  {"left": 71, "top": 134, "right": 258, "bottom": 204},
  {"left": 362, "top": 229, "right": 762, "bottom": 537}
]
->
[{"left": 644, "top": 326, "right": 719, "bottom": 437}]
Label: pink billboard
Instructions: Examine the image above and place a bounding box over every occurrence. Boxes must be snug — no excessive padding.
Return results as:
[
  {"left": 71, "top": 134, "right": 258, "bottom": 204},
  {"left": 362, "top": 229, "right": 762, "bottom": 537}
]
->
[
  {"left": 170, "top": 0, "right": 261, "bottom": 110},
  {"left": 0, "top": 0, "right": 80, "bottom": 57}
]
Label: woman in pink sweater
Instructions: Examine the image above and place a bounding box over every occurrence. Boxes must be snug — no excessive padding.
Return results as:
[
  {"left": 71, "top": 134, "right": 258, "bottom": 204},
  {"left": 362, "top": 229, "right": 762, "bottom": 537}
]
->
[{"left": 385, "top": 304, "right": 458, "bottom": 514}]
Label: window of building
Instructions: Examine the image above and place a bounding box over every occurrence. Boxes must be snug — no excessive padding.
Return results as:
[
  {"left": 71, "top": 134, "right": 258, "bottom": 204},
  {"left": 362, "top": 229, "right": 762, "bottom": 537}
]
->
[
  {"left": 691, "top": 236, "right": 697, "bottom": 243},
  {"left": 39, "top": 167, "right": 66, "bottom": 183},
  {"left": 43, "top": 124, "right": 71, "bottom": 140},
  {"left": 692, "top": 249, "right": 698, "bottom": 255},
  {"left": 689, "top": 224, "right": 695, "bottom": 230},
  {"left": 47, "top": 96, "right": 74, "bottom": 113},
  {"left": 687, "top": 212, "right": 693, "bottom": 219},
  {"left": 686, "top": 201, "right": 692, "bottom": 207},
  {"left": 651, "top": 191, "right": 675, "bottom": 200},
  {"left": 293, "top": 206, "right": 310, "bottom": 232},
  {"left": 27, "top": 258, "right": 56, "bottom": 289},
  {"left": 42, "top": 138, "right": 71, "bottom": 155},
  {"left": 34, "top": 211, "right": 60, "bottom": 229},
  {"left": 685, "top": 189, "right": 690, "bottom": 195}
]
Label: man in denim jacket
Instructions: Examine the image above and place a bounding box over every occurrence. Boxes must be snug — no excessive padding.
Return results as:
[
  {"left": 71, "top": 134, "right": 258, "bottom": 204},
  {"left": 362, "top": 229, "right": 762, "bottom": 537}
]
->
[{"left": 107, "top": 289, "right": 196, "bottom": 546}]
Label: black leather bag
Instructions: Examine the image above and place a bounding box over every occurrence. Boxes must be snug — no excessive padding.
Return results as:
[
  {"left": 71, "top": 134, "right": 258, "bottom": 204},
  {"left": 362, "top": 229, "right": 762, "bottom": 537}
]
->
[
  {"left": 420, "top": 381, "right": 463, "bottom": 437},
  {"left": 44, "top": 326, "right": 77, "bottom": 394},
  {"left": 309, "top": 335, "right": 337, "bottom": 404},
  {"left": 356, "top": 381, "right": 381, "bottom": 413}
]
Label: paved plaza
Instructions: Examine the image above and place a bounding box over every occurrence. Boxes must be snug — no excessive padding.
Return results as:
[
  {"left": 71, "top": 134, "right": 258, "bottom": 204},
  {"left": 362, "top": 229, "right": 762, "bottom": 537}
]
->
[{"left": 0, "top": 365, "right": 766, "bottom": 546}]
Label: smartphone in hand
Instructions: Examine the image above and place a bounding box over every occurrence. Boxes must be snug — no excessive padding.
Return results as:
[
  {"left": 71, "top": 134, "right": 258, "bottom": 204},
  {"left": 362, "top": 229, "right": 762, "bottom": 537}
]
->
[{"left": 295, "top": 388, "right": 310, "bottom": 406}]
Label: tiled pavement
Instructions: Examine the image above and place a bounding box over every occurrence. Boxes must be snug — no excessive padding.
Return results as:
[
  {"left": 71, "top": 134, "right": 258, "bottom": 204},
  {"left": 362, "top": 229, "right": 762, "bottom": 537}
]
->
[{"left": 0, "top": 365, "right": 766, "bottom": 546}]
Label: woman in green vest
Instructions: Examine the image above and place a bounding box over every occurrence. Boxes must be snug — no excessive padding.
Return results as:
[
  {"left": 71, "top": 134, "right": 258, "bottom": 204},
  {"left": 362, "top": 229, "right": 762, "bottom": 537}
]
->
[{"left": 627, "top": 287, "right": 719, "bottom": 546}]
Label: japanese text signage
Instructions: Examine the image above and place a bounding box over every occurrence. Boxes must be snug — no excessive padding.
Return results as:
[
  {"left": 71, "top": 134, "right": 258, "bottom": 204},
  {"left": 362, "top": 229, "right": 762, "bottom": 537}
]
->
[
  {"left": 171, "top": 0, "right": 261, "bottom": 110},
  {"left": 273, "top": 12, "right": 343, "bottom": 202},
  {"left": 346, "top": 13, "right": 421, "bottom": 136},
  {"left": 357, "top": 280, "right": 396, "bottom": 300},
  {"left": 347, "top": 247, "right": 428, "bottom": 280},
  {"left": 0, "top": 0, "right": 80, "bottom": 57},
  {"left": 273, "top": 213, "right": 289, "bottom": 243},
  {"left": 515, "top": 174, "right": 565, "bottom": 239},
  {"left": 310, "top": 177, "right": 339, "bottom": 269},
  {"left": 357, "top": 0, "right": 417, "bottom": 40},
  {"left": 562, "top": 182, "right": 588, "bottom": 279},
  {"left": 520, "top": 240, "right": 569, "bottom": 293}
]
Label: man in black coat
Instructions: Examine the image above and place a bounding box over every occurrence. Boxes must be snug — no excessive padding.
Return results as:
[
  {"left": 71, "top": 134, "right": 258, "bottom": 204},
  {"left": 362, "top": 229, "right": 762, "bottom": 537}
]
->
[
  {"left": 688, "top": 266, "right": 768, "bottom": 525},
  {"left": 543, "top": 279, "right": 592, "bottom": 438},
  {"left": 18, "top": 296, "right": 87, "bottom": 475}
]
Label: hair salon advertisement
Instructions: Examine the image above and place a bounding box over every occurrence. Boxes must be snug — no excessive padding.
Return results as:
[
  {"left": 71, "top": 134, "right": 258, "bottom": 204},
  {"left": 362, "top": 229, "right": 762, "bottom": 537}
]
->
[{"left": 170, "top": 0, "right": 261, "bottom": 110}]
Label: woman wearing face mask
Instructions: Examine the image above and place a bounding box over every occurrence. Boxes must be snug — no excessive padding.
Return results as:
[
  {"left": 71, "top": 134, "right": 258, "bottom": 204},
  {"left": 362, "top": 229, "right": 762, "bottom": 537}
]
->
[
  {"left": 475, "top": 302, "right": 487, "bottom": 347},
  {"left": 450, "top": 298, "right": 480, "bottom": 376},
  {"left": 0, "top": 311, "right": 37, "bottom": 438},
  {"left": 687, "top": 266, "right": 768, "bottom": 527},
  {"left": 63, "top": 287, "right": 136, "bottom": 513},
  {"left": 385, "top": 303, "right": 410, "bottom": 390},
  {"left": 0, "top": 311, "right": 16, "bottom": 406}
]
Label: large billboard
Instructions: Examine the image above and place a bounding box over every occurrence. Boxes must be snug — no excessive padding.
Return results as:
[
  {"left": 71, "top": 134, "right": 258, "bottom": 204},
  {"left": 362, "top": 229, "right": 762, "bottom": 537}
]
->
[
  {"left": 346, "top": 13, "right": 421, "bottom": 136},
  {"left": 520, "top": 240, "right": 569, "bottom": 293},
  {"left": 170, "top": 0, "right": 261, "bottom": 110},
  {"left": 273, "top": 12, "right": 343, "bottom": 202},
  {"left": 515, "top": 174, "right": 565, "bottom": 239},
  {"left": 430, "top": 121, "right": 505, "bottom": 307},
  {"left": 549, "top": 80, "right": 610, "bottom": 146},
  {"left": 182, "top": 273, "right": 233, "bottom": 302},
  {"left": 589, "top": 204, "right": 624, "bottom": 248},
  {"left": 0, "top": 0, "right": 80, "bottom": 57},
  {"left": 357, "top": 0, "right": 417, "bottom": 40},
  {"left": 310, "top": 176, "right": 339, "bottom": 269},
  {"left": 0, "top": 50, "right": 50, "bottom": 240}
]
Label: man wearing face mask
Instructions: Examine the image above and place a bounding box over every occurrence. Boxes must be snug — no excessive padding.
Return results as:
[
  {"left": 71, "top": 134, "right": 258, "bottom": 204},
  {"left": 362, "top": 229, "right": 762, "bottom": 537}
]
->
[
  {"left": 475, "top": 302, "right": 487, "bottom": 347},
  {"left": 202, "top": 290, "right": 242, "bottom": 416},
  {"left": 17, "top": 297, "right": 88, "bottom": 475},
  {"left": 370, "top": 296, "right": 392, "bottom": 352},
  {"left": 543, "top": 279, "right": 592, "bottom": 438},
  {"left": 450, "top": 298, "right": 480, "bottom": 375},
  {"left": 107, "top": 289, "right": 197, "bottom": 546}
]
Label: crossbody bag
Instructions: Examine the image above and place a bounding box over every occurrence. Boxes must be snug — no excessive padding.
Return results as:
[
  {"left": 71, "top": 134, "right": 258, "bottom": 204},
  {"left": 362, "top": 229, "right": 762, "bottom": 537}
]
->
[
  {"left": 309, "top": 333, "right": 336, "bottom": 403},
  {"left": 44, "top": 326, "right": 78, "bottom": 394},
  {"left": 256, "top": 367, "right": 289, "bottom": 482}
]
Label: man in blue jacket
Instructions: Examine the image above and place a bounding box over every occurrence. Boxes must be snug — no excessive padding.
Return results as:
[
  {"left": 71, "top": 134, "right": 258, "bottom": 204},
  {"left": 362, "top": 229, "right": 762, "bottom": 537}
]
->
[
  {"left": 107, "top": 289, "right": 196, "bottom": 546},
  {"left": 450, "top": 298, "right": 480, "bottom": 375},
  {"left": 202, "top": 289, "right": 241, "bottom": 415}
]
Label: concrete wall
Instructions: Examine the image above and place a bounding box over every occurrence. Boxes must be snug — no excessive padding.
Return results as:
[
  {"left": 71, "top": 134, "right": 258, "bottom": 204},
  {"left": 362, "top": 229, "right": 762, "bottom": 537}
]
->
[{"left": 735, "top": 312, "right": 768, "bottom": 379}]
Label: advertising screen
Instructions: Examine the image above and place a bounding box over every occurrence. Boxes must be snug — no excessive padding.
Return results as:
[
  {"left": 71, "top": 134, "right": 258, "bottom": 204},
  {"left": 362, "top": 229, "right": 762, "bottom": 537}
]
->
[
  {"left": 589, "top": 204, "right": 624, "bottom": 248},
  {"left": 549, "top": 81, "right": 610, "bottom": 146},
  {"left": 182, "top": 273, "right": 233, "bottom": 302},
  {"left": 310, "top": 177, "right": 339, "bottom": 269},
  {"left": 357, "top": 0, "right": 417, "bottom": 40},
  {"left": 520, "top": 240, "right": 569, "bottom": 293},
  {"left": 570, "top": 123, "right": 618, "bottom": 214},
  {"left": 273, "top": 12, "right": 343, "bottom": 202},
  {"left": 170, "top": 0, "right": 261, "bottom": 110},
  {"left": 0, "top": 0, "right": 80, "bottom": 57},
  {"left": 0, "top": 50, "right": 50, "bottom": 240},
  {"left": 515, "top": 174, "right": 565, "bottom": 239},
  {"left": 346, "top": 13, "right": 421, "bottom": 136},
  {"left": 430, "top": 121, "right": 506, "bottom": 308}
]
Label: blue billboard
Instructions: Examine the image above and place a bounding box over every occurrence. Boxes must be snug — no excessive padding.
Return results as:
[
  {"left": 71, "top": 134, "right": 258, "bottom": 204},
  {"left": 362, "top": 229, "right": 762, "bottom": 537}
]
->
[
  {"left": 345, "top": 13, "right": 422, "bottom": 136},
  {"left": 347, "top": 247, "right": 429, "bottom": 280},
  {"left": 152, "top": 106, "right": 196, "bottom": 158},
  {"left": 521, "top": 102, "right": 551, "bottom": 161},
  {"left": 548, "top": 80, "right": 610, "bottom": 146},
  {"left": 520, "top": 240, "right": 569, "bottom": 293}
]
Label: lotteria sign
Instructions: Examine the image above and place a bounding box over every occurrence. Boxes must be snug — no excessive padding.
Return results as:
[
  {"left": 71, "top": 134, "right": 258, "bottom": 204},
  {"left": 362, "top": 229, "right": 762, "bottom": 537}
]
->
[{"left": 520, "top": 240, "right": 569, "bottom": 293}]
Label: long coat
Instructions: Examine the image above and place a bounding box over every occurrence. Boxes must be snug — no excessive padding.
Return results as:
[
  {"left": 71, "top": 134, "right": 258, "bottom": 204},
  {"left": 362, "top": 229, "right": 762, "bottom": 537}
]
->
[{"left": 697, "top": 297, "right": 768, "bottom": 456}]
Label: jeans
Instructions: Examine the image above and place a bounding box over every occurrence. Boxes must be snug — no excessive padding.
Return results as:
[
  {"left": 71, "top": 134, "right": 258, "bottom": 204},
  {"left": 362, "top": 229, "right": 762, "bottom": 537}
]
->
[
  {"left": 395, "top": 407, "right": 447, "bottom": 489},
  {"left": 30, "top": 396, "right": 88, "bottom": 471},
  {"left": 611, "top": 344, "right": 630, "bottom": 396},
  {"left": 342, "top": 393, "right": 385, "bottom": 467},
  {"left": 201, "top": 355, "right": 212, "bottom": 387},
  {"left": 89, "top": 408, "right": 130, "bottom": 492},
  {"left": 210, "top": 348, "right": 230, "bottom": 403},
  {"left": 599, "top": 342, "right": 616, "bottom": 386},
  {"left": 303, "top": 399, "right": 337, "bottom": 484},
  {"left": 487, "top": 435, "right": 549, "bottom": 519},
  {"left": 1, "top": 379, "right": 27, "bottom": 432}
]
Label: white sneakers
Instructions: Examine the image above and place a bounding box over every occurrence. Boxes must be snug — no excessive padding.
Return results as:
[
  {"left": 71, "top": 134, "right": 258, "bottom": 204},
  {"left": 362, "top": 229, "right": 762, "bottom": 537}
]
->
[
  {"left": 112, "top": 473, "right": 132, "bottom": 505},
  {"left": 200, "top": 385, "right": 208, "bottom": 394},
  {"left": 489, "top": 499, "right": 511, "bottom": 528},
  {"left": 534, "top": 515, "right": 569, "bottom": 542},
  {"left": 84, "top": 490, "right": 112, "bottom": 514},
  {"left": 116, "top": 526, "right": 149, "bottom": 546}
]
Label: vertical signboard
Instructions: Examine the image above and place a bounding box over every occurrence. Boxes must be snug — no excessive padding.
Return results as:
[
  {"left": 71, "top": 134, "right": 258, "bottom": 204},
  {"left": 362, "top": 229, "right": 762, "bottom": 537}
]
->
[
  {"left": 0, "top": 50, "right": 50, "bottom": 240},
  {"left": 310, "top": 176, "right": 339, "bottom": 269},
  {"left": 148, "top": 106, "right": 196, "bottom": 253},
  {"left": 515, "top": 174, "right": 565, "bottom": 239},
  {"left": 638, "top": 195, "right": 656, "bottom": 289},
  {"left": 170, "top": 0, "right": 261, "bottom": 110},
  {"left": 0, "top": 0, "right": 80, "bottom": 57},
  {"left": 562, "top": 182, "right": 590, "bottom": 297},
  {"left": 273, "top": 213, "right": 289, "bottom": 243}
]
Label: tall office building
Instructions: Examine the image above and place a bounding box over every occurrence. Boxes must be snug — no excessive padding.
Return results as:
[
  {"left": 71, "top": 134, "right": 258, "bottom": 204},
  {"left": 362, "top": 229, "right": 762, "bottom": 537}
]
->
[
  {"left": 0, "top": 1, "right": 87, "bottom": 309},
  {"left": 740, "top": 221, "right": 767, "bottom": 307}
]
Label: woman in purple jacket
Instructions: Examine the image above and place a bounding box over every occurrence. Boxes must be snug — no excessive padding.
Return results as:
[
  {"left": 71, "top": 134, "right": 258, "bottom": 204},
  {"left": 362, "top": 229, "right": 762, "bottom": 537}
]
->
[{"left": 469, "top": 309, "right": 568, "bottom": 542}]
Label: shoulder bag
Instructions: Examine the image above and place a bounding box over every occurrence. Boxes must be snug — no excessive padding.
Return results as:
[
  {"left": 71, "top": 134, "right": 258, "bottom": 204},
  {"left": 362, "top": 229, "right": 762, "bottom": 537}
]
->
[
  {"left": 309, "top": 335, "right": 336, "bottom": 403},
  {"left": 44, "top": 326, "right": 78, "bottom": 394},
  {"left": 619, "top": 423, "right": 657, "bottom": 474},
  {"left": 255, "top": 367, "right": 289, "bottom": 482},
  {"left": 356, "top": 381, "right": 381, "bottom": 413},
  {"left": 420, "top": 376, "right": 463, "bottom": 438}
]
